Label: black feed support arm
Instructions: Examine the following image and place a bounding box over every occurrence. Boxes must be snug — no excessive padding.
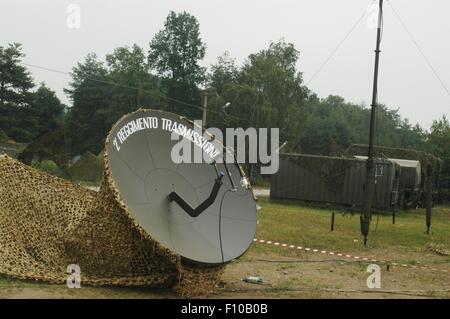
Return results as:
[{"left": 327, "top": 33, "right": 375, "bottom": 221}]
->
[{"left": 168, "top": 173, "right": 224, "bottom": 217}]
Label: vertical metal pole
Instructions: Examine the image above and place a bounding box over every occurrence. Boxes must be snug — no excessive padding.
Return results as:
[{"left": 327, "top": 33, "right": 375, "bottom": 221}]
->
[
  {"left": 331, "top": 212, "right": 335, "bottom": 231},
  {"left": 392, "top": 205, "right": 396, "bottom": 224},
  {"left": 392, "top": 171, "right": 399, "bottom": 224},
  {"left": 361, "top": 0, "right": 383, "bottom": 246},
  {"left": 426, "top": 165, "right": 433, "bottom": 234}
]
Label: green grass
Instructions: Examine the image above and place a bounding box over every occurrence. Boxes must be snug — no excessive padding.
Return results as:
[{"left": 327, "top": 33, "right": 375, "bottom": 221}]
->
[
  {"left": 0, "top": 275, "right": 39, "bottom": 287},
  {"left": 254, "top": 198, "right": 450, "bottom": 257}
]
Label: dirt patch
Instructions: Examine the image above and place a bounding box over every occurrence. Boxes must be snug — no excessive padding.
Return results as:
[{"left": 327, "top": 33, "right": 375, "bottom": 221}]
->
[
  {"left": 1, "top": 247, "right": 448, "bottom": 299},
  {"left": 212, "top": 250, "right": 450, "bottom": 299}
]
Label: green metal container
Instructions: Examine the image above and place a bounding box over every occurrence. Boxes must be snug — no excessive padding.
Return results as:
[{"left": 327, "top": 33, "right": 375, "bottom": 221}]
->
[{"left": 270, "top": 153, "right": 399, "bottom": 211}]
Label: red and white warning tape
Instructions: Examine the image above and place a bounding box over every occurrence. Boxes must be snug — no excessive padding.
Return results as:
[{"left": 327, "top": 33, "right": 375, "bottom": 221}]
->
[{"left": 253, "top": 238, "right": 449, "bottom": 274}]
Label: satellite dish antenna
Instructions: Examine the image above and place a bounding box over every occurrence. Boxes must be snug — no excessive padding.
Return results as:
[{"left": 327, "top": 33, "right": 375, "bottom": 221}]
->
[{"left": 105, "top": 109, "right": 257, "bottom": 265}]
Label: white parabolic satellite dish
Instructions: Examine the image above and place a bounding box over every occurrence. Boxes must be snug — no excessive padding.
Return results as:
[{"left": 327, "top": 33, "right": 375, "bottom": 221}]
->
[{"left": 106, "top": 109, "right": 257, "bottom": 265}]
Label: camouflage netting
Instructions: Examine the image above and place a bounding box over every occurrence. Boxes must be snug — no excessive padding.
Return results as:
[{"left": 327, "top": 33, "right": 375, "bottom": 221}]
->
[
  {"left": 0, "top": 153, "right": 224, "bottom": 297},
  {"left": 0, "top": 129, "right": 27, "bottom": 159},
  {"left": 284, "top": 153, "right": 354, "bottom": 193},
  {"left": 17, "top": 126, "right": 69, "bottom": 172},
  {"left": 68, "top": 151, "right": 103, "bottom": 183},
  {"left": 345, "top": 144, "right": 442, "bottom": 190}
]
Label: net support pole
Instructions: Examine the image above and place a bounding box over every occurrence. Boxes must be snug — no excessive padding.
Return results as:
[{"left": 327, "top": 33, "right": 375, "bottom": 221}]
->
[
  {"left": 426, "top": 164, "right": 433, "bottom": 234},
  {"left": 361, "top": 0, "right": 383, "bottom": 246}
]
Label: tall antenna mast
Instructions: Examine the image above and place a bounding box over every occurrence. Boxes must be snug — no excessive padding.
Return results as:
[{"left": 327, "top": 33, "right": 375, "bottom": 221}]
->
[{"left": 361, "top": 0, "right": 383, "bottom": 246}]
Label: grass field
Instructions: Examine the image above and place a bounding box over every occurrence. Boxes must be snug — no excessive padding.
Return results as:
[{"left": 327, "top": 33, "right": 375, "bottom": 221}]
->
[
  {"left": 1, "top": 197, "right": 449, "bottom": 299},
  {"left": 254, "top": 198, "right": 450, "bottom": 259}
]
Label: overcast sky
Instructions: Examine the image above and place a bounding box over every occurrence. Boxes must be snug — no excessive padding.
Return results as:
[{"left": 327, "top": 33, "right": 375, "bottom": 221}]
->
[{"left": 1, "top": 0, "right": 449, "bottom": 129}]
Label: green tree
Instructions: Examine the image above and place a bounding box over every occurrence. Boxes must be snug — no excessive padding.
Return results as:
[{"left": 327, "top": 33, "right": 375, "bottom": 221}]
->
[
  {"left": 148, "top": 11, "right": 206, "bottom": 117},
  {"left": 422, "top": 116, "right": 450, "bottom": 194},
  {"left": 299, "top": 96, "right": 353, "bottom": 154},
  {"left": 65, "top": 53, "right": 111, "bottom": 155},
  {"left": 0, "top": 43, "right": 35, "bottom": 141},
  {"left": 0, "top": 43, "right": 34, "bottom": 105},
  {"left": 221, "top": 40, "right": 309, "bottom": 150},
  {"left": 106, "top": 44, "right": 167, "bottom": 120},
  {"left": 209, "top": 51, "right": 238, "bottom": 95},
  {"left": 297, "top": 94, "right": 426, "bottom": 155},
  {"left": 31, "top": 83, "right": 66, "bottom": 136},
  {"left": 65, "top": 52, "right": 108, "bottom": 98}
]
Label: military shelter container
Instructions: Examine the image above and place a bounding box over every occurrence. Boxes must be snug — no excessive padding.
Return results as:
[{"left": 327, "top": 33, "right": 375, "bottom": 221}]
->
[{"left": 270, "top": 153, "right": 399, "bottom": 211}]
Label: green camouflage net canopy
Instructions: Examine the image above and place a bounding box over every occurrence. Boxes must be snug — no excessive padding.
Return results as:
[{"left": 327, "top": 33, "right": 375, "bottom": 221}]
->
[
  {"left": 0, "top": 129, "right": 27, "bottom": 159},
  {"left": 285, "top": 153, "right": 354, "bottom": 194},
  {"left": 0, "top": 151, "right": 224, "bottom": 297},
  {"left": 345, "top": 144, "right": 441, "bottom": 189},
  {"left": 68, "top": 151, "right": 104, "bottom": 183}
]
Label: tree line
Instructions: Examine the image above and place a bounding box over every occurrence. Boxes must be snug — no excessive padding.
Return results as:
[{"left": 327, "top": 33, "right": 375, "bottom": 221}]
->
[{"left": 0, "top": 11, "right": 449, "bottom": 197}]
